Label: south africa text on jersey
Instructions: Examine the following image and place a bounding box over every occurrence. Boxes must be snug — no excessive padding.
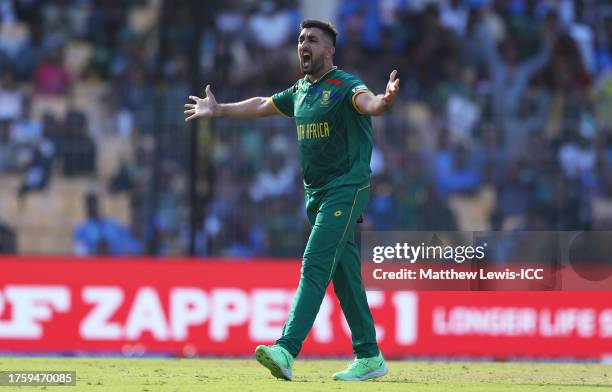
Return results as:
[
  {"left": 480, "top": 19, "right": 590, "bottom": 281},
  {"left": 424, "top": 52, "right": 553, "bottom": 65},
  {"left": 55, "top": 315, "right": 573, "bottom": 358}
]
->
[{"left": 297, "top": 121, "right": 331, "bottom": 141}]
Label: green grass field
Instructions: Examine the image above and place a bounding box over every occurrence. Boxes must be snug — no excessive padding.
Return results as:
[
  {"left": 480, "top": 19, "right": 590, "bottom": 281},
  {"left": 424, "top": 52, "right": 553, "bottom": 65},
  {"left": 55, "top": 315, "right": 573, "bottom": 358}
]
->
[{"left": 0, "top": 357, "right": 610, "bottom": 391}]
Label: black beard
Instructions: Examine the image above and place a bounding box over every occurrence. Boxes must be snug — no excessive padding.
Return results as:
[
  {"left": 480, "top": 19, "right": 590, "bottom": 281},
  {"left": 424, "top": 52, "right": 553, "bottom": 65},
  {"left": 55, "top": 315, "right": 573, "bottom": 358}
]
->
[{"left": 301, "top": 55, "right": 324, "bottom": 75}]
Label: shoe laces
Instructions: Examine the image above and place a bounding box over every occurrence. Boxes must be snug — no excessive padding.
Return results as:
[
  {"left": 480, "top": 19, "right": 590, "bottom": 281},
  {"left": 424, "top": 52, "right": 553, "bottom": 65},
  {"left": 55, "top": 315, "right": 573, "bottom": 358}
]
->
[{"left": 346, "top": 357, "right": 371, "bottom": 372}]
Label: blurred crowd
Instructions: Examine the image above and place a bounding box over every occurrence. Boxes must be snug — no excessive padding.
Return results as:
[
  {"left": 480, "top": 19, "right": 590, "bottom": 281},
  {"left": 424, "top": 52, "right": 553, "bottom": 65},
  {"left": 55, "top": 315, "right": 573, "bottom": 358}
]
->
[
  {"left": 1, "top": 0, "right": 612, "bottom": 257},
  {"left": 0, "top": 0, "right": 187, "bottom": 255},
  {"left": 202, "top": 0, "right": 612, "bottom": 257}
]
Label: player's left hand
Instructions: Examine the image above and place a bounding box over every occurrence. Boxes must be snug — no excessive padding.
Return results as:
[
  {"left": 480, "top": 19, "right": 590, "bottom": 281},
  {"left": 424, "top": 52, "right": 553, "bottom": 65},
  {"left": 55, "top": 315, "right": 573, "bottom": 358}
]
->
[{"left": 382, "top": 70, "right": 400, "bottom": 107}]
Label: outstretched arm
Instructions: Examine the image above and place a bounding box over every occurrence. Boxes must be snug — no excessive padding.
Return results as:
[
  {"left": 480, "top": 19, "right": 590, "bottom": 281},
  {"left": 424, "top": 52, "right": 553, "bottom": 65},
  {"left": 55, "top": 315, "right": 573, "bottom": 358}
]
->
[
  {"left": 184, "top": 85, "right": 279, "bottom": 121},
  {"left": 354, "top": 70, "right": 400, "bottom": 116}
]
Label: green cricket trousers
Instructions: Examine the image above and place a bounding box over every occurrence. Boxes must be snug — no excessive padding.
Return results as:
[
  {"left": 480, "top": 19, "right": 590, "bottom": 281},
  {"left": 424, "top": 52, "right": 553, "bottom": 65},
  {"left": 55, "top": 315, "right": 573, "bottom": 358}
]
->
[{"left": 275, "top": 182, "right": 379, "bottom": 358}]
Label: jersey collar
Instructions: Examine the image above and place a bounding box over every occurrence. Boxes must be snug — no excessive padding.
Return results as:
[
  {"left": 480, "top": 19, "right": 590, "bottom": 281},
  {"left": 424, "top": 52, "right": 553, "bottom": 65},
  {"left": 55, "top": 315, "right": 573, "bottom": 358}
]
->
[{"left": 304, "top": 66, "right": 338, "bottom": 85}]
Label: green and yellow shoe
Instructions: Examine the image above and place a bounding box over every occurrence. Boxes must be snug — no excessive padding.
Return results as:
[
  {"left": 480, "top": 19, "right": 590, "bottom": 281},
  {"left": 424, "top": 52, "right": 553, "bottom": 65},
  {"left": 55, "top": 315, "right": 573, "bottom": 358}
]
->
[
  {"left": 255, "top": 345, "right": 294, "bottom": 381},
  {"left": 333, "top": 352, "right": 388, "bottom": 381}
]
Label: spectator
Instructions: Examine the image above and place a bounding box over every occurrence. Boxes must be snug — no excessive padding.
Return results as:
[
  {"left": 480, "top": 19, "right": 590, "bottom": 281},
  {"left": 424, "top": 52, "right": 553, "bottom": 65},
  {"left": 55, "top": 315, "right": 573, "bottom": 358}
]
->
[
  {"left": 16, "top": 115, "right": 54, "bottom": 198},
  {"left": 0, "top": 119, "right": 14, "bottom": 171},
  {"left": 0, "top": 71, "right": 22, "bottom": 121},
  {"left": 434, "top": 143, "right": 482, "bottom": 199},
  {"left": 558, "top": 130, "right": 596, "bottom": 182},
  {"left": 565, "top": 0, "right": 596, "bottom": 74},
  {"left": 494, "top": 160, "right": 534, "bottom": 230},
  {"left": 369, "top": 176, "right": 398, "bottom": 230},
  {"left": 62, "top": 109, "right": 96, "bottom": 176},
  {"left": 247, "top": 1, "right": 295, "bottom": 51},
  {"left": 0, "top": 220, "right": 16, "bottom": 253},
  {"left": 595, "top": 15, "right": 612, "bottom": 72},
  {"left": 74, "top": 193, "right": 143, "bottom": 256},
  {"left": 10, "top": 96, "right": 41, "bottom": 144},
  {"left": 34, "top": 46, "right": 71, "bottom": 96},
  {"left": 440, "top": 0, "right": 468, "bottom": 37},
  {"left": 249, "top": 153, "right": 296, "bottom": 203},
  {"left": 479, "top": 16, "right": 553, "bottom": 157}
]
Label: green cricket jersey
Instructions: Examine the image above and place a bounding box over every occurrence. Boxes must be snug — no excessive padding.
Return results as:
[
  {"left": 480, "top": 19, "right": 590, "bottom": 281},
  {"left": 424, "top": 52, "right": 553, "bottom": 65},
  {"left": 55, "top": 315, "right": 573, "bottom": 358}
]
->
[{"left": 270, "top": 67, "right": 373, "bottom": 191}]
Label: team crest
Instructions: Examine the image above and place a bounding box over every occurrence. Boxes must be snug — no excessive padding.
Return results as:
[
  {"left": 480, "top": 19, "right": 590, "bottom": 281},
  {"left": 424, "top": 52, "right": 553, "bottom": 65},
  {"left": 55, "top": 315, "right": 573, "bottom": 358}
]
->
[{"left": 321, "top": 90, "right": 331, "bottom": 107}]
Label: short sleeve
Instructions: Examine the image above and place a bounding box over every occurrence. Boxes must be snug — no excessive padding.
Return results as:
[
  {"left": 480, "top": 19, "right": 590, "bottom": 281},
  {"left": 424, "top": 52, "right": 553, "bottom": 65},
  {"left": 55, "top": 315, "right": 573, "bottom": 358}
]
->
[
  {"left": 270, "top": 85, "right": 295, "bottom": 117},
  {"left": 347, "top": 78, "right": 371, "bottom": 115}
]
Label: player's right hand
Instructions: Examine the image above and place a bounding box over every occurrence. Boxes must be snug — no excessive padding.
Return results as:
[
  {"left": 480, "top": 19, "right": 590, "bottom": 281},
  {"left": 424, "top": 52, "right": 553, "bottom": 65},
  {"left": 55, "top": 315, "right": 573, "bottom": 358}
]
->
[{"left": 184, "top": 84, "right": 218, "bottom": 121}]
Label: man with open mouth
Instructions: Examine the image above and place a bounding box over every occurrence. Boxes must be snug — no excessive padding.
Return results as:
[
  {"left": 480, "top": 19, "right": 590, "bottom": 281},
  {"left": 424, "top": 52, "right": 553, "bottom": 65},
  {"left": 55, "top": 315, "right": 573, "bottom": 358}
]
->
[{"left": 185, "top": 19, "right": 399, "bottom": 382}]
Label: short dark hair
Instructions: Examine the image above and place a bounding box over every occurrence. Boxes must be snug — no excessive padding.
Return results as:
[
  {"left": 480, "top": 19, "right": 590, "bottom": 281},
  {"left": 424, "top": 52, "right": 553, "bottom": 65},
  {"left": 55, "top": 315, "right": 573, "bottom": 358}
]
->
[{"left": 299, "top": 19, "right": 338, "bottom": 47}]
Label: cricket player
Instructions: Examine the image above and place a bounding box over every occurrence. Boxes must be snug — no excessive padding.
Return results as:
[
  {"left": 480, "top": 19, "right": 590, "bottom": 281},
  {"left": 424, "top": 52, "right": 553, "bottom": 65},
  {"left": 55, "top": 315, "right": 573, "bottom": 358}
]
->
[{"left": 185, "top": 19, "right": 399, "bottom": 381}]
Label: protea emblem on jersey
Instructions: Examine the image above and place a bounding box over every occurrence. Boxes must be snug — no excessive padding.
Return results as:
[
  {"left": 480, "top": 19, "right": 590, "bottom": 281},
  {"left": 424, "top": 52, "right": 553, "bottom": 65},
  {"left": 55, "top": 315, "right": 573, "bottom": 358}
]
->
[{"left": 321, "top": 90, "right": 331, "bottom": 107}]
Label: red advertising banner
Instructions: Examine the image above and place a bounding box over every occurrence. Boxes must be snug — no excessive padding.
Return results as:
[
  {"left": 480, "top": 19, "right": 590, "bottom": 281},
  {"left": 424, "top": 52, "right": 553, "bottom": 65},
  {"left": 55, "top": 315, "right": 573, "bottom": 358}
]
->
[{"left": 0, "top": 257, "right": 611, "bottom": 359}]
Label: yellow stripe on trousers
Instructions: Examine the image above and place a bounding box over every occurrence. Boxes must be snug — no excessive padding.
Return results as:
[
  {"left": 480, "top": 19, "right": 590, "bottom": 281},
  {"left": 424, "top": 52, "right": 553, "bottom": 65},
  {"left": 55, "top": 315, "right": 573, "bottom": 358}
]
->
[{"left": 328, "top": 184, "right": 370, "bottom": 282}]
